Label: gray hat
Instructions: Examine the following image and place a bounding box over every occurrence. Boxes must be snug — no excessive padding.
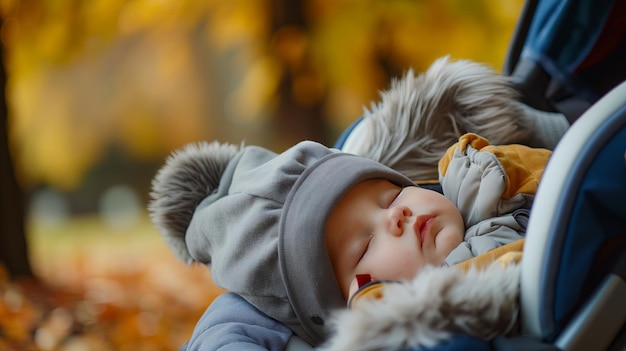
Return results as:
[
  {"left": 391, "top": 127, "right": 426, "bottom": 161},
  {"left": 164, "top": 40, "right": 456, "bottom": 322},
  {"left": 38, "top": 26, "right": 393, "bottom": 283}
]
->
[{"left": 149, "top": 140, "right": 414, "bottom": 346}]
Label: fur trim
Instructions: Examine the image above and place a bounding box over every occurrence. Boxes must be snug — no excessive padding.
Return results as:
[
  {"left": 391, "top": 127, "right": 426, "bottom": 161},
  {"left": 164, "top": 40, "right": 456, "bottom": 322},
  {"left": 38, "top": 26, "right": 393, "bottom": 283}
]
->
[
  {"left": 342, "top": 56, "right": 532, "bottom": 181},
  {"left": 148, "top": 141, "right": 241, "bottom": 264},
  {"left": 321, "top": 263, "right": 521, "bottom": 351}
]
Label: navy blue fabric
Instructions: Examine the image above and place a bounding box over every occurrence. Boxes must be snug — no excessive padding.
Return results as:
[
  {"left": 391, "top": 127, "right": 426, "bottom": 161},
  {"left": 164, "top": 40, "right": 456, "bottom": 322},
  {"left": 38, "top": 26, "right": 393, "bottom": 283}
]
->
[
  {"left": 541, "top": 105, "right": 626, "bottom": 340},
  {"left": 402, "top": 335, "right": 562, "bottom": 351},
  {"left": 521, "top": 0, "right": 626, "bottom": 102},
  {"left": 403, "top": 335, "right": 492, "bottom": 351}
]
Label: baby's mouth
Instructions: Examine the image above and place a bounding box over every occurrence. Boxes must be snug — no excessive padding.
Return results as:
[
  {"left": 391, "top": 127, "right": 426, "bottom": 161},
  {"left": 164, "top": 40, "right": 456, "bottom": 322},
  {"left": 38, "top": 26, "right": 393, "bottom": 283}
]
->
[{"left": 414, "top": 216, "right": 434, "bottom": 248}]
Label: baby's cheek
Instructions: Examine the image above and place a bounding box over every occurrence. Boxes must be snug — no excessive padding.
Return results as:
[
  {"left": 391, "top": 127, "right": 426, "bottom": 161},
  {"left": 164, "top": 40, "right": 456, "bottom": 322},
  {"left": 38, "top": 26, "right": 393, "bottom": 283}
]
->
[{"left": 347, "top": 277, "right": 359, "bottom": 304}]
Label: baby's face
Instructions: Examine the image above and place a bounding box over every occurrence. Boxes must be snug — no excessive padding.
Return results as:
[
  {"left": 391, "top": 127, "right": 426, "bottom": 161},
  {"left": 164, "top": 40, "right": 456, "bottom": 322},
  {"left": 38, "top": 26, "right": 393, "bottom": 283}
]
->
[{"left": 325, "top": 179, "right": 464, "bottom": 300}]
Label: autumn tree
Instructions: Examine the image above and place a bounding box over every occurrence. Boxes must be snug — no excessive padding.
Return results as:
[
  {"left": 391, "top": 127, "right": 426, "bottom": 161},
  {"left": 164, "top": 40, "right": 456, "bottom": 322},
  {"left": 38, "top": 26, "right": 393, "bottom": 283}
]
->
[
  {"left": 0, "top": 27, "right": 32, "bottom": 279},
  {"left": 269, "top": 0, "right": 328, "bottom": 147}
]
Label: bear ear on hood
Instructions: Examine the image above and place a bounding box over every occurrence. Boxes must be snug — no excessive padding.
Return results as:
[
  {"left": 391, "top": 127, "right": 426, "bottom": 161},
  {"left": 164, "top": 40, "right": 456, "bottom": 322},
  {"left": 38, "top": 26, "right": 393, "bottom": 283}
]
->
[{"left": 148, "top": 141, "right": 241, "bottom": 264}]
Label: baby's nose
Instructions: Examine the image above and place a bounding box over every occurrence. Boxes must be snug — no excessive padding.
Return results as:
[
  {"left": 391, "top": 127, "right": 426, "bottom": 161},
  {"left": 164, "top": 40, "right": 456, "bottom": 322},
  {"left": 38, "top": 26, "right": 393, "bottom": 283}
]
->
[{"left": 387, "top": 206, "right": 411, "bottom": 236}]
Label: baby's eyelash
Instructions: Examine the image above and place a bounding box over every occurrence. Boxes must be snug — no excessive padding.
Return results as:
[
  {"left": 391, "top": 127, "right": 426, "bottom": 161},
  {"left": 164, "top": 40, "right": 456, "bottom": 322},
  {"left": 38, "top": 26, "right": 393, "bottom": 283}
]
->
[{"left": 359, "top": 234, "right": 374, "bottom": 261}]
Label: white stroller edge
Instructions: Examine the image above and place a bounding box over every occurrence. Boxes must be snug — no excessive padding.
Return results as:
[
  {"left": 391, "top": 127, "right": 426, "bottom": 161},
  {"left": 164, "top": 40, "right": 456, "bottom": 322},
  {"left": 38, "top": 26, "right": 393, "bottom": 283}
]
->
[{"left": 520, "top": 79, "right": 626, "bottom": 350}]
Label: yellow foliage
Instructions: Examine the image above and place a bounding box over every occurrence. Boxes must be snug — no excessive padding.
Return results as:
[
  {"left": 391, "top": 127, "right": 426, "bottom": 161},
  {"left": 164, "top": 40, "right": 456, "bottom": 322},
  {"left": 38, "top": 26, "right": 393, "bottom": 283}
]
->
[
  {"left": 205, "top": 0, "right": 270, "bottom": 53},
  {"left": 3, "top": 0, "right": 524, "bottom": 190},
  {"left": 226, "top": 55, "right": 282, "bottom": 121}
]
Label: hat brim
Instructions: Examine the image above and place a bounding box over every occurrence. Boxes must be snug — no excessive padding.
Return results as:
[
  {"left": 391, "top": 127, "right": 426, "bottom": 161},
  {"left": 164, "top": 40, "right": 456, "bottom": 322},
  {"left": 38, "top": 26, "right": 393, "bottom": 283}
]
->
[{"left": 278, "top": 151, "right": 415, "bottom": 345}]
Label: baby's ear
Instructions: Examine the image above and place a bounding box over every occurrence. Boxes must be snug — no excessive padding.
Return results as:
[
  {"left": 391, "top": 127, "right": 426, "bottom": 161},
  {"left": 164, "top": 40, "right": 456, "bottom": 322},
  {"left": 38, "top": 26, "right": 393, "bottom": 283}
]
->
[{"left": 148, "top": 141, "right": 241, "bottom": 263}]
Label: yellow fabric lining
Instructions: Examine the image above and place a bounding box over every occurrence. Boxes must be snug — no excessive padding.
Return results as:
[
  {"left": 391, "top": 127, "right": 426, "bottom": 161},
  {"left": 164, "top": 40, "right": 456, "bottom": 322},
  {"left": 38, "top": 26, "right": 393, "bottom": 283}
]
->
[
  {"left": 438, "top": 133, "right": 551, "bottom": 199},
  {"left": 455, "top": 239, "right": 524, "bottom": 272}
]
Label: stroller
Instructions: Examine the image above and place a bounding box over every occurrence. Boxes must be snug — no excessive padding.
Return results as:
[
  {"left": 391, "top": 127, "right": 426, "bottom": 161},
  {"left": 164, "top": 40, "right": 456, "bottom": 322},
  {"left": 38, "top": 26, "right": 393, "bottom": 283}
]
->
[{"left": 289, "top": 0, "right": 625, "bottom": 350}]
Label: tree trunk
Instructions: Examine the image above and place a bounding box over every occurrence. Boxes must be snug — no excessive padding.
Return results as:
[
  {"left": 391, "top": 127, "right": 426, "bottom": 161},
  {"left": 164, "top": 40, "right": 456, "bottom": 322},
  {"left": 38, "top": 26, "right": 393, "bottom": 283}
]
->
[
  {"left": 0, "top": 25, "right": 33, "bottom": 279},
  {"left": 270, "top": 0, "right": 328, "bottom": 148}
]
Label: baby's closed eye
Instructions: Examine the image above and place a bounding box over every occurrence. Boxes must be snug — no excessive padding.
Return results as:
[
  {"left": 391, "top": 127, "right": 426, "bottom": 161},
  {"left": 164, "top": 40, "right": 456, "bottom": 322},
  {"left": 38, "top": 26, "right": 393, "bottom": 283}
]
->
[{"left": 358, "top": 234, "right": 374, "bottom": 262}]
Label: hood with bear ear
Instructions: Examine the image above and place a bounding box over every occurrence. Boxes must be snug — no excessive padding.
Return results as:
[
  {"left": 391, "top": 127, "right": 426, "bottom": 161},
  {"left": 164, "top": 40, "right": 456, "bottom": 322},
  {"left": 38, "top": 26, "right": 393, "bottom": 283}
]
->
[
  {"left": 148, "top": 140, "right": 415, "bottom": 346},
  {"left": 148, "top": 141, "right": 242, "bottom": 264}
]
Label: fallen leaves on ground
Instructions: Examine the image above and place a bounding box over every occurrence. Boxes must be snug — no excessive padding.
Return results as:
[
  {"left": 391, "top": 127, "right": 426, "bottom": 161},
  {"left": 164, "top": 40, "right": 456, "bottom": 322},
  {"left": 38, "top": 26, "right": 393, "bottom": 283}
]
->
[{"left": 1, "top": 216, "right": 225, "bottom": 351}]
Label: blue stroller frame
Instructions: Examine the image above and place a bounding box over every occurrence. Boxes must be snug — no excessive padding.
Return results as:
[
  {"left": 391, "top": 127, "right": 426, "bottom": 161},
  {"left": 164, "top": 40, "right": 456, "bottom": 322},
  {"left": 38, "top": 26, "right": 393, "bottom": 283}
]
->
[{"left": 518, "top": 66, "right": 626, "bottom": 351}]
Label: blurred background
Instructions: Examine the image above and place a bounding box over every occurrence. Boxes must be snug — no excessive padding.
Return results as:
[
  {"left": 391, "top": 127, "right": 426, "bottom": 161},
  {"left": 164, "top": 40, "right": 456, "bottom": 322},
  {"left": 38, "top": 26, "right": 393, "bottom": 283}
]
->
[{"left": 1, "top": 0, "right": 523, "bottom": 349}]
